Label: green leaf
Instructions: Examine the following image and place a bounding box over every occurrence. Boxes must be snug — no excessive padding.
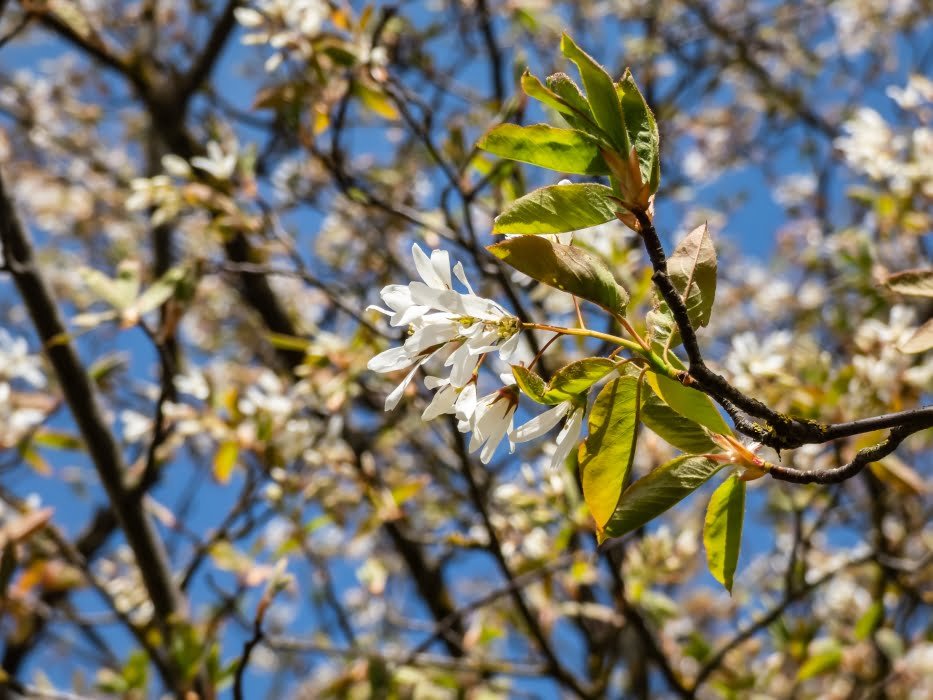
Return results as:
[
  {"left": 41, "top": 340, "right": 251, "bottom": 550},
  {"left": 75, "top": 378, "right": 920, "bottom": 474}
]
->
[
  {"left": 512, "top": 365, "right": 549, "bottom": 404},
  {"left": 641, "top": 383, "right": 718, "bottom": 453},
  {"left": 617, "top": 70, "right": 660, "bottom": 194},
  {"left": 666, "top": 224, "right": 717, "bottom": 329},
  {"left": 213, "top": 441, "right": 239, "bottom": 484},
  {"left": 545, "top": 358, "right": 616, "bottom": 402},
  {"left": 492, "top": 182, "right": 619, "bottom": 234},
  {"left": 560, "top": 34, "right": 629, "bottom": 154},
  {"left": 854, "top": 601, "right": 884, "bottom": 641},
  {"left": 477, "top": 124, "right": 610, "bottom": 175},
  {"left": 796, "top": 642, "right": 842, "bottom": 681},
  {"left": 521, "top": 71, "right": 596, "bottom": 131},
  {"left": 883, "top": 268, "right": 933, "bottom": 297},
  {"left": 647, "top": 372, "right": 732, "bottom": 436},
  {"left": 646, "top": 305, "right": 680, "bottom": 350},
  {"left": 703, "top": 474, "right": 746, "bottom": 593},
  {"left": 603, "top": 455, "right": 725, "bottom": 540},
  {"left": 488, "top": 235, "right": 628, "bottom": 314},
  {"left": 545, "top": 72, "right": 597, "bottom": 132},
  {"left": 579, "top": 376, "right": 640, "bottom": 528},
  {"left": 31, "top": 429, "right": 83, "bottom": 451}
]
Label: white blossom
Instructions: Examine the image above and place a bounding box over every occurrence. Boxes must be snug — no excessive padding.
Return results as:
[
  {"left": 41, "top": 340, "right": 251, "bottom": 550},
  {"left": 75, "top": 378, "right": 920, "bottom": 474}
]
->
[
  {"left": 511, "top": 399, "right": 585, "bottom": 471},
  {"left": 0, "top": 329, "right": 46, "bottom": 387},
  {"left": 368, "top": 244, "right": 522, "bottom": 410},
  {"left": 464, "top": 387, "right": 518, "bottom": 464},
  {"left": 191, "top": 141, "right": 238, "bottom": 181}
]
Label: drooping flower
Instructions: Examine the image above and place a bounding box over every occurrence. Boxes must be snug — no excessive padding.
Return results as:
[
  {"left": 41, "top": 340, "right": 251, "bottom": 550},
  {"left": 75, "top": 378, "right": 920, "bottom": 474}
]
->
[
  {"left": 464, "top": 386, "right": 518, "bottom": 464},
  {"left": 367, "top": 244, "right": 522, "bottom": 410},
  {"left": 511, "top": 399, "right": 586, "bottom": 471}
]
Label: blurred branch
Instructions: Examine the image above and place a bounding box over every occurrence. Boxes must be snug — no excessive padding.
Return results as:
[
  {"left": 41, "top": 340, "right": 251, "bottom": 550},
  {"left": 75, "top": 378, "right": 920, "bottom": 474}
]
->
[{"left": 0, "top": 169, "right": 186, "bottom": 679}]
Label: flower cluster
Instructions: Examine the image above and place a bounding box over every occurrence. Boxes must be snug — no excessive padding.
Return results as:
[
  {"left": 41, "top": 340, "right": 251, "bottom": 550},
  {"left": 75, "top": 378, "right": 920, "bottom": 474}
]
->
[
  {"left": 370, "top": 245, "right": 534, "bottom": 462},
  {"left": 235, "top": 0, "right": 329, "bottom": 72},
  {"left": 369, "top": 245, "right": 600, "bottom": 469}
]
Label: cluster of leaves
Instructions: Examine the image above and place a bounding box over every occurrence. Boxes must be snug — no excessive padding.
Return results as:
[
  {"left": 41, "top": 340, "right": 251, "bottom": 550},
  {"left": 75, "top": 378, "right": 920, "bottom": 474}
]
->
[{"left": 479, "top": 37, "right": 747, "bottom": 590}]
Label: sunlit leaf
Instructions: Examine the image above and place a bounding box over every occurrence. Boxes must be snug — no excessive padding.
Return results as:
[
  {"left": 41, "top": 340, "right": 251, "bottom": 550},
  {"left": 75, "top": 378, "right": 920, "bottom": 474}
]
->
[
  {"left": 603, "top": 455, "right": 725, "bottom": 540},
  {"left": 647, "top": 372, "right": 732, "bottom": 436},
  {"left": 617, "top": 69, "right": 660, "bottom": 193},
  {"left": 545, "top": 358, "right": 617, "bottom": 402},
  {"left": 640, "top": 383, "right": 718, "bottom": 453},
  {"left": 492, "top": 182, "right": 619, "bottom": 234},
  {"left": 703, "top": 474, "right": 745, "bottom": 593},
  {"left": 560, "top": 34, "right": 629, "bottom": 154},
  {"left": 796, "top": 642, "right": 842, "bottom": 681},
  {"left": 883, "top": 268, "right": 933, "bottom": 297},
  {"left": 854, "top": 601, "right": 884, "bottom": 641},
  {"left": 546, "top": 72, "right": 597, "bottom": 132},
  {"left": 213, "top": 441, "right": 239, "bottom": 484},
  {"left": 579, "top": 376, "right": 640, "bottom": 528},
  {"left": 488, "top": 235, "right": 628, "bottom": 314},
  {"left": 477, "top": 124, "right": 610, "bottom": 175},
  {"left": 511, "top": 365, "right": 550, "bottom": 404},
  {"left": 898, "top": 317, "right": 933, "bottom": 354},
  {"left": 666, "top": 223, "right": 717, "bottom": 329}
]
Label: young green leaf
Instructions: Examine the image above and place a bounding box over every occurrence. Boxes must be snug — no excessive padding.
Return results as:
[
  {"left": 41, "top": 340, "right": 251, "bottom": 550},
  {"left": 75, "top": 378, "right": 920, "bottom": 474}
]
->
[
  {"left": 511, "top": 364, "right": 550, "bottom": 404},
  {"left": 640, "top": 383, "right": 719, "bottom": 454},
  {"left": 579, "top": 376, "right": 640, "bottom": 529},
  {"left": 492, "top": 182, "right": 619, "bottom": 234},
  {"left": 666, "top": 223, "right": 717, "bottom": 329},
  {"left": 646, "top": 372, "right": 732, "bottom": 436},
  {"left": 796, "top": 642, "right": 842, "bottom": 681},
  {"left": 883, "top": 268, "right": 933, "bottom": 297},
  {"left": 545, "top": 358, "right": 616, "bottom": 402},
  {"left": 602, "top": 455, "right": 725, "bottom": 540},
  {"left": 560, "top": 34, "right": 630, "bottom": 154},
  {"left": 703, "top": 474, "right": 746, "bottom": 593},
  {"left": 617, "top": 69, "right": 660, "bottom": 194},
  {"left": 546, "top": 72, "right": 597, "bottom": 132},
  {"left": 477, "top": 124, "right": 610, "bottom": 175},
  {"left": 487, "top": 235, "right": 629, "bottom": 315},
  {"left": 521, "top": 71, "right": 595, "bottom": 129}
]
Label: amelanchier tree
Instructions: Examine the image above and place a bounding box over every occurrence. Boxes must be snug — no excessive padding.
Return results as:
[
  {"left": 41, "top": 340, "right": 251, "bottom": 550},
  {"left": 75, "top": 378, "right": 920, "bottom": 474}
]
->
[{"left": 0, "top": 2, "right": 930, "bottom": 699}]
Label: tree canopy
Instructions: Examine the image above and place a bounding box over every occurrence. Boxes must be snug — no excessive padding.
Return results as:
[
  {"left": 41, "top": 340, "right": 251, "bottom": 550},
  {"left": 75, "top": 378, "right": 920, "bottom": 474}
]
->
[{"left": 0, "top": 1, "right": 930, "bottom": 698}]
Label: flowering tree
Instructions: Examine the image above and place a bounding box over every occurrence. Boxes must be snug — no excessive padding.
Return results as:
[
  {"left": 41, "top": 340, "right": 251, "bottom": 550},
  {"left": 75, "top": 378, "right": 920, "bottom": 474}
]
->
[{"left": 0, "top": 2, "right": 930, "bottom": 699}]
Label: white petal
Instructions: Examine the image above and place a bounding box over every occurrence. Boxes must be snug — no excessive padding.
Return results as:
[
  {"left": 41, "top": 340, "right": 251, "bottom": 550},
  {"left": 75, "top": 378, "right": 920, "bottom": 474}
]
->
[
  {"left": 455, "top": 383, "right": 477, "bottom": 420},
  {"left": 404, "top": 321, "right": 458, "bottom": 354},
  {"left": 446, "top": 343, "right": 478, "bottom": 387},
  {"left": 422, "top": 383, "right": 457, "bottom": 420},
  {"left": 466, "top": 329, "right": 501, "bottom": 355},
  {"left": 548, "top": 408, "right": 584, "bottom": 470},
  {"left": 385, "top": 363, "right": 422, "bottom": 410},
  {"left": 498, "top": 332, "right": 520, "bottom": 361},
  {"left": 368, "top": 346, "right": 413, "bottom": 373},
  {"left": 430, "top": 249, "right": 453, "bottom": 290},
  {"left": 453, "top": 261, "right": 475, "bottom": 295},
  {"left": 510, "top": 402, "right": 570, "bottom": 443},
  {"left": 480, "top": 416, "right": 512, "bottom": 464},
  {"left": 412, "top": 244, "right": 446, "bottom": 289},
  {"left": 424, "top": 375, "right": 448, "bottom": 390}
]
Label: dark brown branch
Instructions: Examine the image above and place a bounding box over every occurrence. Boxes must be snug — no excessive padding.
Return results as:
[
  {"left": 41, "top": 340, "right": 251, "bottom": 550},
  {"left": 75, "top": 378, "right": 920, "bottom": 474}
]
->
[
  {"left": 178, "top": 0, "right": 241, "bottom": 104},
  {"left": 0, "top": 169, "right": 183, "bottom": 636},
  {"left": 632, "top": 209, "right": 933, "bottom": 463}
]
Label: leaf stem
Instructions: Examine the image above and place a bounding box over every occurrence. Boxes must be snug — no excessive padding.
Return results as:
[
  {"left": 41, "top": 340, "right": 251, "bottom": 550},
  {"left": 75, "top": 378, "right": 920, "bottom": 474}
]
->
[{"left": 522, "top": 322, "right": 678, "bottom": 379}]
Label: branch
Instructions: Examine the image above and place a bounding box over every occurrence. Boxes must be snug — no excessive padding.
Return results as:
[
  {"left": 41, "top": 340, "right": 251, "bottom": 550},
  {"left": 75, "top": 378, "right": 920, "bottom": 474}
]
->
[
  {"left": 178, "top": 0, "right": 241, "bottom": 104},
  {"left": 632, "top": 209, "right": 933, "bottom": 464},
  {"left": 0, "top": 169, "right": 184, "bottom": 631}
]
